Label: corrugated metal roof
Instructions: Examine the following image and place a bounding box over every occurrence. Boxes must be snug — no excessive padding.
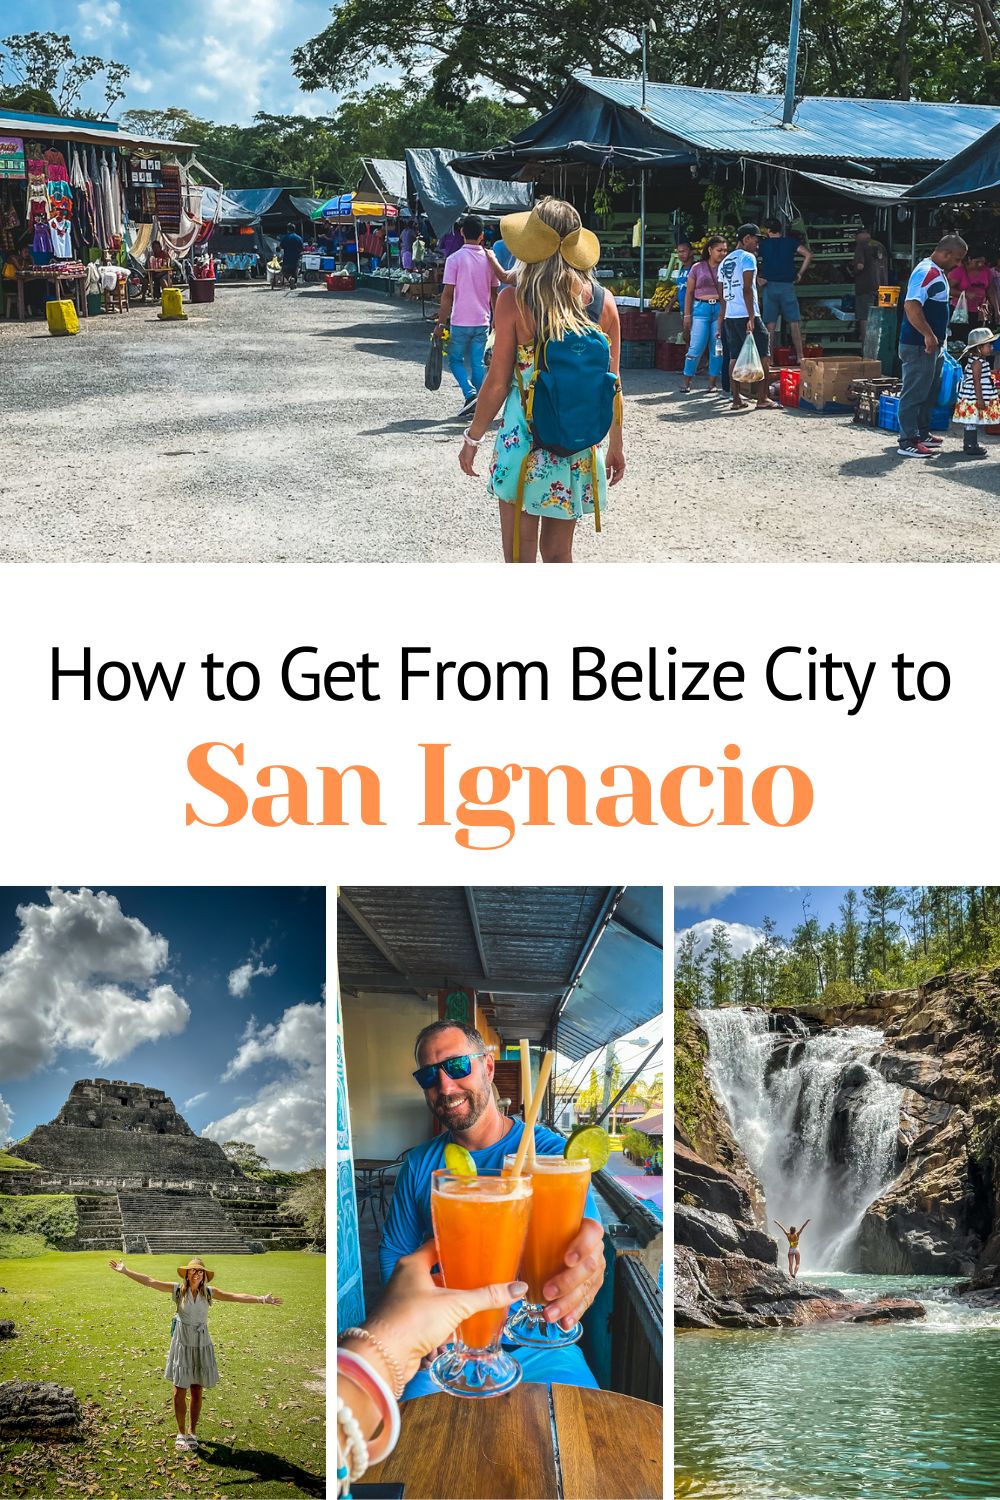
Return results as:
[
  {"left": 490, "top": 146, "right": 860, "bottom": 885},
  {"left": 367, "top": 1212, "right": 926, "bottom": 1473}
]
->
[
  {"left": 337, "top": 886, "right": 662, "bottom": 1057},
  {"left": 574, "top": 73, "right": 1000, "bottom": 164},
  {"left": 0, "top": 109, "right": 192, "bottom": 152}
]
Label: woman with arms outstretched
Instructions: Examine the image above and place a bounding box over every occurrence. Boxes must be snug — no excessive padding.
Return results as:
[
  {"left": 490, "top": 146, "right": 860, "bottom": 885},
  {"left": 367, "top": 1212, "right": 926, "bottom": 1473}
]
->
[
  {"left": 774, "top": 1219, "right": 810, "bottom": 1277},
  {"left": 110, "top": 1255, "right": 282, "bottom": 1450}
]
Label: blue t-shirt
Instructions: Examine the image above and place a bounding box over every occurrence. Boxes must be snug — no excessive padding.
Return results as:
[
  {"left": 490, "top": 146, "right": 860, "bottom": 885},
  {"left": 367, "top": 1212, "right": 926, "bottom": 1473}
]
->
[
  {"left": 758, "top": 234, "right": 800, "bottom": 283},
  {"left": 494, "top": 241, "right": 516, "bottom": 271},
  {"left": 279, "top": 232, "right": 304, "bottom": 266},
  {"left": 900, "top": 256, "right": 951, "bottom": 346},
  {"left": 378, "top": 1118, "right": 601, "bottom": 1284}
]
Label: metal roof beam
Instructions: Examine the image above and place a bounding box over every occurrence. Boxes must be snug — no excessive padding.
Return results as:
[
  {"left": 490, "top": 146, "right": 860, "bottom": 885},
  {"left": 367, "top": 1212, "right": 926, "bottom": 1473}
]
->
[{"left": 339, "top": 971, "right": 567, "bottom": 996}]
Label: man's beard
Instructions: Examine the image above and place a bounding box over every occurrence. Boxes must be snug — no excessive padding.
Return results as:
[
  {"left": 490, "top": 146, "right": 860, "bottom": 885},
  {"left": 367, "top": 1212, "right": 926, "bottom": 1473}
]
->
[{"left": 432, "top": 1082, "right": 490, "bottom": 1131}]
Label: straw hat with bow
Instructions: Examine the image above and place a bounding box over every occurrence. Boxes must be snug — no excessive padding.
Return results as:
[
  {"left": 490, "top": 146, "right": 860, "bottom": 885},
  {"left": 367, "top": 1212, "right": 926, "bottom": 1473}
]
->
[{"left": 500, "top": 208, "right": 601, "bottom": 271}]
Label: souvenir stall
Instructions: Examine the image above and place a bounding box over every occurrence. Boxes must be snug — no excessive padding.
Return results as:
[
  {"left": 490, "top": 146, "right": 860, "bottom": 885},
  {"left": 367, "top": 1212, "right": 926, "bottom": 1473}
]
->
[{"left": 0, "top": 108, "right": 217, "bottom": 321}]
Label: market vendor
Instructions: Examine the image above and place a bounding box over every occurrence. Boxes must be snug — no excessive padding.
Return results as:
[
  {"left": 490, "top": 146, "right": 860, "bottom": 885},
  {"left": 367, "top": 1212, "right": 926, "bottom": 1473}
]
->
[
  {"left": 147, "top": 239, "right": 172, "bottom": 297},
  {"left": 949, "top": 248, "right": 992, "bottom": 327}
]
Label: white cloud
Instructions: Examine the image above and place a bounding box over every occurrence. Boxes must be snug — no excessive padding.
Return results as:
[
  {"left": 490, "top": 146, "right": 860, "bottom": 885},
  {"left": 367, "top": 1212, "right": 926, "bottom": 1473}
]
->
[
  {"left": 128, "top": 72, "right": 154, "bottom": 96},
  {"left": 227, "top": 954, "right": 277, "bottom": 998},
  {"left": 676, "top": 918, "right": 766, "bottom": 961},
  {"left": 674, "top": 887, "right": 739, "bottom": 914},
  {"left": 78, "top": 0, "right": 127, "bottom": 39},
  {"left": 183, "top": 1091, "right": 208, "bottom": 1110},
  {"left": 0, "top": 1094, "right": 12, "bottom": 1140},
  {"left": 203, "top": 1001, "right": 325, "bottom": 1170},
  {"left": 0, "top": 888, "right": 190, "bottom": 1081}
]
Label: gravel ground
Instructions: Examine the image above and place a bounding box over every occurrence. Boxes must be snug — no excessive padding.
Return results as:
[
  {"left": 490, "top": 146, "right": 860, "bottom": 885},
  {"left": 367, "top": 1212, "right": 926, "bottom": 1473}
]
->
[{"left": 3, "top": 283, "right": 1000, "bottom": 562}]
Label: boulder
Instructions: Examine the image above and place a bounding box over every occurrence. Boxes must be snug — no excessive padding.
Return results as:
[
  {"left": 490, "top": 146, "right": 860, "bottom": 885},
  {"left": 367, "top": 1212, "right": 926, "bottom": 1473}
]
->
[
  {"left": 844, "top": 1297, "right": 926, "bottom": 1323},
  {"left": 674, "top": 1202, "right": 777, "bottom": 1265},
  {"left": 0, "top": 1380, "right": 81, "bottom": 1438},
  {"left": 0, "top": 1321, "right": 13, "bottom": 1339},
  {"left": 674, "top": 1140, "right": 753, "bottom": 1223}
]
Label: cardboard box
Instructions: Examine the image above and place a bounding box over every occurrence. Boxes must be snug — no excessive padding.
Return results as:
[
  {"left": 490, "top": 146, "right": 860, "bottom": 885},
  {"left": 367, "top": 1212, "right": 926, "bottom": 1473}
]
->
[{"left": 800, "top": 357, "right": 882, "bottom": 410}]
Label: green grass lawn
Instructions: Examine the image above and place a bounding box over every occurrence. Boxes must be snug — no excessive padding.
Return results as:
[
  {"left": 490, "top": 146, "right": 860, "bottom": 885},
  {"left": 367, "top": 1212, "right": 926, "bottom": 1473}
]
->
[{"left": 0, "top": 1251, "right": 325, "bottom": 1499}]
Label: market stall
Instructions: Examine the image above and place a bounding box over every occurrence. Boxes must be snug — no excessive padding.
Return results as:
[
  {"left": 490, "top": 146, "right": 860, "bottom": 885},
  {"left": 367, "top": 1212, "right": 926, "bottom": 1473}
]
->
[
  {"left": 453, "top": 74, "right": 1000, "bottom": 366},
  {"left": 0, "top": 106, "right": 218, "bottom": 320}
]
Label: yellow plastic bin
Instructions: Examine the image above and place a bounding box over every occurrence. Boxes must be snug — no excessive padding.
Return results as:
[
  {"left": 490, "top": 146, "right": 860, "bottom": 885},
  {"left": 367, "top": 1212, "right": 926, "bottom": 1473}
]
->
[
  {"left": 46, "top": 298, "right": 80, "bottom": 336},
  {"left": 877, "top": 285, "right": 900, "bottom": 308},
  {"left": 158, "top": 287, "right": 187, "bottom": 321}
]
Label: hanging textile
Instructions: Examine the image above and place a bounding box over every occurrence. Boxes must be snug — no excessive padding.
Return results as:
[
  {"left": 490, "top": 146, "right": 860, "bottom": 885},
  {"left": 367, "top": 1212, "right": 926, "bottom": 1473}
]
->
[{"left": 155, "top": 163, "right": 182, "bottom": 230}]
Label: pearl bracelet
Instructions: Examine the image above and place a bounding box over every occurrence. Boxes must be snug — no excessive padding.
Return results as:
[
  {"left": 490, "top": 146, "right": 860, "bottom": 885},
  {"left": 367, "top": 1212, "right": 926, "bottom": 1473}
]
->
[
  {"left": 337, "top": 1396, "right": 369, "bottom": 1492},
  {"left": 339, "top": 1326, "right": 405, "bottom": 1399}
]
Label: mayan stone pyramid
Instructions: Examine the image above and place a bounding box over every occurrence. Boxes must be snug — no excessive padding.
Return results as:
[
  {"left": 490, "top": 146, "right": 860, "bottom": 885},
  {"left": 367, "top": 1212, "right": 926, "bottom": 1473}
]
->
[
  {"left": 7, "top": 1080, "right": 309, "bottom": 1255},
  {"left": 18, "top": 1079, "right": 245, "bottom": 1184}
]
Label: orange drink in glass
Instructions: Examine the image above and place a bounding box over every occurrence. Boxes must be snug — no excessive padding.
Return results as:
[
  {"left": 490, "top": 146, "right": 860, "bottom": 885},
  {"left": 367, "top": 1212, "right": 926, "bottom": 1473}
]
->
[
  {"left": 429, "top": 1168, "right": 533, "bottom": 1398},
  {"left": 503, "top": 1153, "right": 591, "bottom": 1347}
]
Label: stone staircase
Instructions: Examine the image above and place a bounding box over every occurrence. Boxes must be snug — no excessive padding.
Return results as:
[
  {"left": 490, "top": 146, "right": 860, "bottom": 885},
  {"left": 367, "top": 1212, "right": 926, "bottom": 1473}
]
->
[
  {"left": 216, "top": 1195, "right": 312, "bottom": 1251},
  {"left": 118, "top": 1189, "right": 253, "bottom": 1255},
  {"left": 74, "top": 1193, "right": 125, "bottom": 1251}
]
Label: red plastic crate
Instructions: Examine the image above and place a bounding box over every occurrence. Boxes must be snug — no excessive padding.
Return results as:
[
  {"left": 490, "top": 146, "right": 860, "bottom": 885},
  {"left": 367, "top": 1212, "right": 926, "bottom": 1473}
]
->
[
  {"left": 619, "top": 308, "right": 656, "bottom": 340},
  {"left": 779, "top": 368, "right": 801, "bottom": 407},
  {"left": 772, "top": 345, "right": 794, "bottom": 367},
  {"left": 655, "top": 340, "right": 685, "bottom": 371},
  {"left": 803, "top": 343, "right": 824, "bottom": 358}
]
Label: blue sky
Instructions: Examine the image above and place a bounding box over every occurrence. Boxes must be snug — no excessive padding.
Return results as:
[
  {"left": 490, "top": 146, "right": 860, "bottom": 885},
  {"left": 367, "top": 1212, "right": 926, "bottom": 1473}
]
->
[
  {"left": 24, "top": 2, "right": 343, "bottom": 124},
  {"left": 674, "top": 887, "right": 857, "bottom": 958},
  {"left": 0, "top": 887, "right": 325, "bottom": 1168}
]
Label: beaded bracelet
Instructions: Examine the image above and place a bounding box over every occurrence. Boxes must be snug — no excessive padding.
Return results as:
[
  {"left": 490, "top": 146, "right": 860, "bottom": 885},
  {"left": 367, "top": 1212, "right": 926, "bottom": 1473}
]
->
[
  {"left": 339, "top": 1326, "right": 405, "bottom": 1399},
  {"left": 338, "top": 1347, "right": 401, "bottom": 1463},
  {"left": 337, "top": 1396, "right": 369, "bottom": 1492}
]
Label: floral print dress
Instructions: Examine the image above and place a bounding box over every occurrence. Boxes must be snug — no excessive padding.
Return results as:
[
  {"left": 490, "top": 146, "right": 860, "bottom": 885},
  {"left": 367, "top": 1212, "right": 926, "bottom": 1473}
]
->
[{"left": 488, "top": 344, "right": 608, "bottom": 521}]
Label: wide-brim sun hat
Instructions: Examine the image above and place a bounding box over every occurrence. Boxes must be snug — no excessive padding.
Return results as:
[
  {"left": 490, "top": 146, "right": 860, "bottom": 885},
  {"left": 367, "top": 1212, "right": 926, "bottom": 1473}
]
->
[
  {"left": 960, "top": 325, "right": 998, "bottom": 356},
  {"left": 177, "top": 1256, "right": 215, "bottom": 1282},
  {"left": 500, "top": 208, "right": 601, "bottom": 271}
]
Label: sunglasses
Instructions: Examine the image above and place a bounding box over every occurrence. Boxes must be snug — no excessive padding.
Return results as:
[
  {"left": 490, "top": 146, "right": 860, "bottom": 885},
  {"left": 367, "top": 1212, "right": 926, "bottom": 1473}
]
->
[{"left": 412, "top": 1052, "right": 486, "bottom": 1089}]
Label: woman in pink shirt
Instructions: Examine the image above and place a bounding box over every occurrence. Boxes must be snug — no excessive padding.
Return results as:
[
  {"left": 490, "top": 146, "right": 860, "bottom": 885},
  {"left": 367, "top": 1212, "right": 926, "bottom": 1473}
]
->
[{"left": 950, "top": 250, "right": 992, "bottom": 326}]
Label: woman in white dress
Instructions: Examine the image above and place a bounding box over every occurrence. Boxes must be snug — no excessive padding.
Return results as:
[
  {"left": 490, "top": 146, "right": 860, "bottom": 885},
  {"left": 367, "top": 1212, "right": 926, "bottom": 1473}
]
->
[{"left": 110, "top": 1255, "right": 283, "bottom": 1450}]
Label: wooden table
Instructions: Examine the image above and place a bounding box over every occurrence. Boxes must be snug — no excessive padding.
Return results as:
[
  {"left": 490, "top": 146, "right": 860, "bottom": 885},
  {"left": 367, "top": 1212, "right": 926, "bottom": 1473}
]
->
[
  {"left": 364, "top": 1383, "right": 663, "bottom": 1498},
  {"left": 16, "top": 269, "right": 88, "bottom": 321}
]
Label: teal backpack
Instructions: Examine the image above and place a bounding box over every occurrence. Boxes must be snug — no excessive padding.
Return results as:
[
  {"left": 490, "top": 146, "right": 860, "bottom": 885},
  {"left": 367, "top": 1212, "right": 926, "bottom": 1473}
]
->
[{"left": 512, "top": 287, "right": 622, "bottom": 559}]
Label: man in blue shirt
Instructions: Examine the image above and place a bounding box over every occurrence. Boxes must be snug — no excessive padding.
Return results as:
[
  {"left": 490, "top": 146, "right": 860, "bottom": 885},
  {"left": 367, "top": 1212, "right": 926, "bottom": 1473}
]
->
[
  {"left": 379, "top": 1019, "right": 606, "bottom": 1399},
  {"left": 758, "top": 218, "right": 812, "bottom": 363},
  {"left": 278, "top": 222, "right": 304, "bottom": 285},
  {"left": 896, "top": 233, "right": 968, "bottom": 459}
]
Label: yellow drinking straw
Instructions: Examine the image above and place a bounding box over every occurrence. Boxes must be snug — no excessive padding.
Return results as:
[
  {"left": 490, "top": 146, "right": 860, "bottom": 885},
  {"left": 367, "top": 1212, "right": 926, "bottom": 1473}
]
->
[
  {"left": 510, "top": 1051, "right": 554, "bottom": 1178},
  {"left": 519, "top": 1037, "right": 536, "bottom": 1170}
]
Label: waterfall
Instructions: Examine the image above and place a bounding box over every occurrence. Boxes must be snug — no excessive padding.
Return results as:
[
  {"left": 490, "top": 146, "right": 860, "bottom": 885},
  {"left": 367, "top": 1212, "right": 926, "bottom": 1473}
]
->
[{"left": 702, "top": 1007, "right": 904, "bottom": 1271}]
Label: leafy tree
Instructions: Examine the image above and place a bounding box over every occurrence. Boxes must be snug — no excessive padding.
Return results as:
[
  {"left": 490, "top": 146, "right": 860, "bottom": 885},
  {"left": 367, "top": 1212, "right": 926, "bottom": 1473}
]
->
[
  {"left": 706, "top": 923, "right": 735, "bottom": 1009},
  {"left": 280, "top": 1166, "right": 325, "bottom": 1248},
  {"left": 0, "top": 32, "right": 128, "bottom": 118},
  {"left": 674, "top": 928, "right": 706, "bottom": 1009},
  {"left": 222, "top": 1139, "right": 270, "bottom": 1175},
  {"left": 863, "top": 886, "right": 906, "bottom": 977},
  {"left": 576, "top": 1067, "right": 601, "bottom": 1121}
]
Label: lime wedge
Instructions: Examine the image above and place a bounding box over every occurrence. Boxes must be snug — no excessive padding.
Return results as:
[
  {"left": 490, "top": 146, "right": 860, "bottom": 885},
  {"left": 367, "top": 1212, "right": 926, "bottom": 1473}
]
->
[
  {"left": 564, "top": 1126, "right": 610, "bottom": 1172},
  {"left": 444, "top": 1143, "right": 477, "bottom": 1177}
]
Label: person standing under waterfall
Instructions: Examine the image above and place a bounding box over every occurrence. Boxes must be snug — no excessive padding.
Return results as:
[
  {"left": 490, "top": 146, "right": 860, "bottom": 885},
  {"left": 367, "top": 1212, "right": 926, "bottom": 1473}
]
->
[{"left": 775, "top": 1219, "right": 810, "bottom": 1277}]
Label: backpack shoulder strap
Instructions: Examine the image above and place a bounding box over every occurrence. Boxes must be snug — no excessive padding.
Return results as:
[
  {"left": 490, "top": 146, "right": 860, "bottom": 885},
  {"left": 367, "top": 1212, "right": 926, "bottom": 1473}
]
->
[{"left": 586, "top": 282, "right": 606, "bottom": 323}]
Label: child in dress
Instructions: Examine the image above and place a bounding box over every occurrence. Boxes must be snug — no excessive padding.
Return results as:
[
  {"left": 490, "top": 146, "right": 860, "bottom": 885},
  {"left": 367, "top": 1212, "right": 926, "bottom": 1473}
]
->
[
  {"left": 953, "top": 326, "right": 1000, "bottom": 458},
  {"left": 110, "top": 1255, "right": 283, "bottom": 1450}
]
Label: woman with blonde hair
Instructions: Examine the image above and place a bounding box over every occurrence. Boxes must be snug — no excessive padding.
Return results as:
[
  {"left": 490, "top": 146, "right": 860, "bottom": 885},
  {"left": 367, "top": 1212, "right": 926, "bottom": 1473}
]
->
[
  {"left": 110, "top": 1255, "right": 283, "bottom": 1451},
  {"left": 460, "top": 197, "right": 626, "bottom": 563}
]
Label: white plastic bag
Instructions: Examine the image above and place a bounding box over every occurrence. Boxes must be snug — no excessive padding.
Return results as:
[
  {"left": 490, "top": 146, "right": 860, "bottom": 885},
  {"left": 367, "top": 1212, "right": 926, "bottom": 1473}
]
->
[
  {"left": 952, "top": 291, "right": 969, "bottom": 325},
  {"left": 733, "top": 331, "right": 765, "bottom": 384}
]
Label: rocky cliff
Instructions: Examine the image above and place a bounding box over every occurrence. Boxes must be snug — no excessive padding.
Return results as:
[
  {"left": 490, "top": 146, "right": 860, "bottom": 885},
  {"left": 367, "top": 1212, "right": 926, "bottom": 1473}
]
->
[{"left": 851, "top": 971, "right": 1000, "bottom": 1279}]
